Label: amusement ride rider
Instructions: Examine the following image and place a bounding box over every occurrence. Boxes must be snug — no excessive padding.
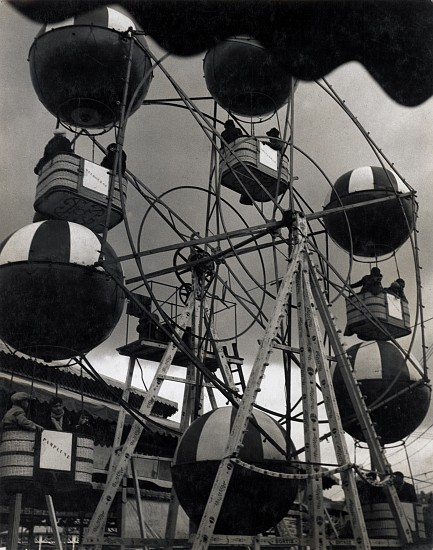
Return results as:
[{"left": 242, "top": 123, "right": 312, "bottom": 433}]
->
[
  {"left": 46, "top": 396, "right": 71, "bottom": 432},
  {"left": 0, "top": 392, "right": 43, "bottom": 431},
  {"left": 351, "top": 267, "right": 384, "bottom": 295},
  {"left": 385, "top": 278, "right": 407, "bottom": 301},
  {"left": 34, "top": 128, "right": 73, "bottom": 175},
  {"left": 101, "top": 143, "right": 127, "bottom": 175},
  {"left": 220, "top": 119, "right": 243, "bottom": 147},
  {"left": 266, "top": 127, "right": 285, "bottom": 152},
  {"left": 74, "top": 411, "right": 93, "bottom": 436},
  {"left": 393, "top": 471, "right": 417, "bottom": 503}
]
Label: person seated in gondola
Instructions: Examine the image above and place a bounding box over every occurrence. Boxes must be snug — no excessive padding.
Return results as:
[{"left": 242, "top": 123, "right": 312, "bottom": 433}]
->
[
  {"left": 266, "top": 127, "right": 285, "bottom": 152},
  {"left": 220, "top": 120, "right": 253, "bottom": 205},
  {"left": 45, "top": 397, "right": 72, "bottom": 432},
  {"left": 385, "top": 278, "right": 407, "bottom": 302},
  {"left": 101, "top": 143, "right": 127, "bottom": 175},
  {"left": 220, "top": 119, "right": 243, "bottom": 148},
  {"left": 34, "top": 129, "right": 73, "bottom": 175},
  {"left": 74, "top": 411, "right": 93, "bottom": 436},
  {"left": 393, "top": 471, "right": 417, "bottom": 502},
  {"left": 351, "top": 267, "right": 384, "bottom": 295},
  {"left": 357, "top": 471, "right": 385, "bottom": 504},
  {"left": 0, "top": 392, "right": 43, "bottom": 431}
]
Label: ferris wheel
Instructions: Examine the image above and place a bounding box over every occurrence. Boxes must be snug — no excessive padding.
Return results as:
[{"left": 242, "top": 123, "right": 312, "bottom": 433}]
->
[{"left": 0, "top": 4, "right": 432, "bottom": 550}]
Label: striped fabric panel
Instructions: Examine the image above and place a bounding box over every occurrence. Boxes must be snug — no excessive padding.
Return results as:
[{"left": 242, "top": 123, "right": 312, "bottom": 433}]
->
[
  {"left": 173, "top": 409, "right": 211, "bottom": 464},
  {"left": 68, "top": 222, "right": 101, "bottom": 266},
  {"left": 405, "top": 355, "right": 423, "bottom": 381},
  {"left": 326, "top": 166, "right": 406, "bottom": 206},
  {"left": 0, "top": 221, "right": 103, "bottom": 267},
  {"left": 370, "top": 166, "right": 399, "bottom": 192},
  {"left": 74, "top": 8, "right": 109, "bottom": 27},
  {"left": 323, "top": 186, "right": 334, "bottom": 208},
  {"left": 195, "top": 407, "right": 234, "bottom": 462},
  {"left": 348, "top": 342, "right": 382, "bottom": 380},
  {"left": 348, "top": 166, "right": 375, "bottom": 194},
  {"left": 0, "top": 222, "right": 43, "bottom": 265},
  {"left": 190, "top": 406, "right": 265, "bottom": 462},
  {"left": 106, "top": 7, "right": 137, "bottom": 31},
  {"left": 29, "top": 219, "right": 71, "bottom": 263},
  {"left": 376, "top": 341, "right": 410, "bottom": 381},
  {"left": 45, "top": 17, "right": 76, "bottom": 32},
  {"left": 240, "top": 407, "right": 265, "bottom": 462},
  {"left": 255, "top": 410, "right": 286, "bottom": 460},
  {"left": 45, "top": 8, "right": 108, "bottom": 32},
  {"left": 175, "top": 407, "right": 287, "bottom": 464},
  {"left": 390, "top": 170, "right": 409, "bottom": 193},
  {"left": 44, "top": 7, "right": 136, "bottom": 34},
  {"left": 348, "top": 341, "right": 413, "bottom": 382},
  {"left": 324, "top": 168, "right": 368, "bottom": 206}
]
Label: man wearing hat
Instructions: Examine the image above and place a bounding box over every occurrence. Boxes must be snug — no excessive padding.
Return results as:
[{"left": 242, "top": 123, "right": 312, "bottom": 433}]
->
[
  {"left": 34, "top": 128, "right": 73, "bottom": 175},
  {"left": 393, "top": 471, "right": 417, "bottom": 502},
  {"left": 351, "top": 266, "right": 384, "bottom": 295},
  {"left": 0, "top": 392, "right": 43, "bottom": 431},
  {"left": 266, "top": 127, "right": 285, "bottom": 152},
  {"left": 386, "top": 278, "right": 407, "bottom": 302},
  {"left": 101, "top": 142, "right": 127, "bottom": 175},
  {"left": 221, "top": 119, "right": 243, "bottom": 148}
]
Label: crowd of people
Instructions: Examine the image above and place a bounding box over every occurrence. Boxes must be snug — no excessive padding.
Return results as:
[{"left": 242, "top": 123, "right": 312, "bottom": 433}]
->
[{"left": 0, "top": 392, "right": 93, "bottom": 436}]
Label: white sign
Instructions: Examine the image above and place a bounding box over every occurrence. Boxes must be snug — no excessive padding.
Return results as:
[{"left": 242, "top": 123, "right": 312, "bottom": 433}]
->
[
  {"left": 40, "top": 430, "right": 73, "bottom": 471},
  {"left": 259, "top": 141, "right": 278, "bottom": 170},
  {"left": 82, "top": 159, "right": 110, "bottom": 196},
  {"left": 387, "top": 294, "right": 404, "bottom": 320}
]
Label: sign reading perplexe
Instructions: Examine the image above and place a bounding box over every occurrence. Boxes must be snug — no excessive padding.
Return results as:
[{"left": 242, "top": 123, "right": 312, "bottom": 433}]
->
[
  {"left": 83, "top": 159, "right": 110, "bottom": 196},
  {"left": 40, "top": 430, "right": 73, "bottom": 471}
]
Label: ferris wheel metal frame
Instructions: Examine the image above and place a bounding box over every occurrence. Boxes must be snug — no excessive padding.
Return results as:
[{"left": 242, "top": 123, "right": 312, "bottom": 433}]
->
[{"left": 16, "top": 27, "right": 430, "bottom": 550}]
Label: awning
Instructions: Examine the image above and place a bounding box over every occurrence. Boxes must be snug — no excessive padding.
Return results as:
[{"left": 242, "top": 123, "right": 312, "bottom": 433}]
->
[
  {"left": 0, "top": 348, "right": 178, "bottom": 417},
  {"left": 0, "top": 372, "right": 181, "bottom": 437},
  {"left": 8, "top": 0, "right": 433, "bottom": 107}
]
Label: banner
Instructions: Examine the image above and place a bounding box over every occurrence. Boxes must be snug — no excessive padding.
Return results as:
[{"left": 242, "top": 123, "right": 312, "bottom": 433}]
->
[
  {"left": 40, "top": 430, "right": 73, "bottom": 471},
  {"left": 82, "top": 159, "right": 110, "bottom": 195}
]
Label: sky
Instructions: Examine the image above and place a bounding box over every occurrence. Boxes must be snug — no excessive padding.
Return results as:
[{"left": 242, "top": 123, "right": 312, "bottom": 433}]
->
[{"left": 1, "top": 1, "right": 433, "bottom": 501}]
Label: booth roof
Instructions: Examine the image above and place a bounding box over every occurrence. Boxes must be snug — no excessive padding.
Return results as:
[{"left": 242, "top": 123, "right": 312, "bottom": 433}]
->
[
  {"left": 0, "top": 371, "right": 181, "bottom": 438},
  {"left": 0, "top": 350, "right": 178, "bottom": 420}
]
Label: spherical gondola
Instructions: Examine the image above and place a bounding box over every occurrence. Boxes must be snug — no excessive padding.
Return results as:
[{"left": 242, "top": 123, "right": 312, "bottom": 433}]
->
[
  {"left": 171, "top": 406, "right": 299, "bottom": 535},
  {"left": 323, "top": 166, "right": 417, "bottom": 258},
  {"left": 0, "top": 220, "right": 124, "bottom": 361},
  {"left": 332, "top": 341, "right": 431, "bottom": 444},
  {"left": 28, "top": 6, "right": 153, "bottom": 128},
  {"left": 2, "top": 7, "right": 432, "bottom": 546},
  {"left": 203, "top": 37, "right": 292, "bottom": 118}
]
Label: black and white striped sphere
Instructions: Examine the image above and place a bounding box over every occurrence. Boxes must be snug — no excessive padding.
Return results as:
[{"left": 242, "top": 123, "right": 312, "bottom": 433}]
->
[
  {"left": 333, "top": 341, "right": 430, "bottom": 444},
  {"left": 323, "top": 166, "right": 417, "bottom": 257},
  {"left": 172, "top": 406, "right": 299, "bottom": 534},
  {"left": 0, "top": 221, "right": 124, "bottom": 361},
  {"left": 29, "top": 6, "right": 153, "bottom": 128},
  {"left": 203, "top": 37, "right": 292, "bottom": 117}
]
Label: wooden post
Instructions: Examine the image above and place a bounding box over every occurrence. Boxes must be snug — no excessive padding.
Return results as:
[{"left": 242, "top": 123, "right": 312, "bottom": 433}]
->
[
  {"left": 131, "top": 456, "right": 147, "bottom": 538},
  {"left": 84, "top": 297, "right": 194, "bottom": 546},
  {"left": 45, "top": 494, "right": 63, "bottom": 550},
  {"left": 6, "top": 492, "right": 22, "bottom": 550},
  {"left": 109, "top": 355, "right": 136, "bottom": 473},
  {"left": 120, "top": 476, "right": 128, "bottom": 550}
]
